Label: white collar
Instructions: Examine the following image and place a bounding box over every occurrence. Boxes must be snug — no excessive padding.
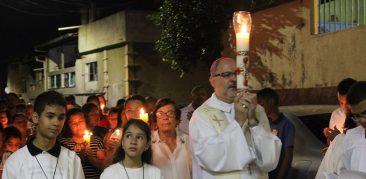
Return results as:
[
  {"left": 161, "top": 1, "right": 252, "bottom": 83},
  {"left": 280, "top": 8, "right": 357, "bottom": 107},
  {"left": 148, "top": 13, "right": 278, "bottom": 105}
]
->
[{"left": 205, "top": 93, "right": 233, "bottom": 113}]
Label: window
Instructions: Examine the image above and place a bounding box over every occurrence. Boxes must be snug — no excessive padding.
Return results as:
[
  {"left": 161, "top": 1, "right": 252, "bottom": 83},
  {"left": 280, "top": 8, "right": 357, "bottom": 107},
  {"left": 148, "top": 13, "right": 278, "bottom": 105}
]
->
[
  {"left": 50, "top": 75, "right": 61, "bottom": 89},
  {"left": 87, "top": 62, "right": 98, "bottom": 81},
  {"left": 64, "top": 72, "right": 75, "bottom": 88},
  {"left": 317, "top": 0, "right": 366, "bottom": 33}
]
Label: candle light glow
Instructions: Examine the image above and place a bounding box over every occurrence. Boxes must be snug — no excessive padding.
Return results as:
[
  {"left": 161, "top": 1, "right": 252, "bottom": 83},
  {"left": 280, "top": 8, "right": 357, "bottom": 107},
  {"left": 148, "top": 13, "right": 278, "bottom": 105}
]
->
[
  {"left": 83, "top": 130, "right": 92, "bottom": 146},
  {"left": 139, "top": 108, "right": 149, "bottom": 123}
]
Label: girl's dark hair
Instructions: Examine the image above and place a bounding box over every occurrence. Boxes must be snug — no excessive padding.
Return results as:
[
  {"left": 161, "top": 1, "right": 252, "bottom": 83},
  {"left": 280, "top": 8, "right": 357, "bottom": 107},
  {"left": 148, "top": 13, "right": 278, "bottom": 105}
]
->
[
  {"left": 112, "top": 119, "right": 152, "bottom": 164},
  {"left": 150, "top": 98, "right": 181, "bottom": 124},
  {"left": 62, "top": 108, "right": 84, "bottom": 138},
  {"left": 116, "top": 98, "right": 125, "bottom": 109},
  {"left": 4, "top": 126, "right": 22, "bottom": 141},
  {"left": 81, "top": 103, "right": 98, "bottom": 127},
  {"left": 109, "top": 107, "right": 122, "bottom": 128}
]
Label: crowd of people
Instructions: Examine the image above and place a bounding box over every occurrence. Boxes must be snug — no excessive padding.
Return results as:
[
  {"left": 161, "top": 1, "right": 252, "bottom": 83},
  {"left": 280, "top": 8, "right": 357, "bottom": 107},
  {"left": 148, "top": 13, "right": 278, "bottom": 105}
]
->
[{"left": 0, "top": 57, "right": 364, "bottom": 179}]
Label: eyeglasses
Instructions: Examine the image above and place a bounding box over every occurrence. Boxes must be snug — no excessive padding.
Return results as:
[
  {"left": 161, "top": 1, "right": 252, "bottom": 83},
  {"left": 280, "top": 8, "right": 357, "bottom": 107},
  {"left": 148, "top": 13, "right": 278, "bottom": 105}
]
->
[
  {"left": 350, "top": 110, "right": 366, "bottom": 121},
  {"left": 212, "top": 71, "right": 237, "bottom": 78},
  {"left": 156, "top": 111, "right": 175, "bottom": 119}
]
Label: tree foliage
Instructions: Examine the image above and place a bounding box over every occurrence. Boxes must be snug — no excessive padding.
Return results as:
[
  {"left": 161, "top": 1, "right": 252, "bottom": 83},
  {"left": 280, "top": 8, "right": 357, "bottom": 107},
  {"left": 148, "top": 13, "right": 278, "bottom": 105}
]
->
[
  {"left": 150, "top": 0, "right": 231, "bottom": 76},
  {"left": 151, "top": 0, "right": 281, "bottom": 76}
]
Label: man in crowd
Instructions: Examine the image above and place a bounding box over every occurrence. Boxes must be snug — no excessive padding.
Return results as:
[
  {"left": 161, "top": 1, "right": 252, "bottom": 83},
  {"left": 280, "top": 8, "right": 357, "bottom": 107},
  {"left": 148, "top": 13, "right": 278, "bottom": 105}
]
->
[
  {"left": 189, "top": 57, "right": 281, "bottom": 179},
  {"left": 342, "top": 81, "right": 366, "bottom": 173},
  {"left": 179, "top": 85, "right": 208, "bottom": 135},
  {"left": 324, "top": 78, "right": 356, "bottom": 144},
  {"left": 257, "top": 88, "right": 295, "bottom": 179},
  {"left": 2, "top": 90, "right": 84, "bottom": 179}
]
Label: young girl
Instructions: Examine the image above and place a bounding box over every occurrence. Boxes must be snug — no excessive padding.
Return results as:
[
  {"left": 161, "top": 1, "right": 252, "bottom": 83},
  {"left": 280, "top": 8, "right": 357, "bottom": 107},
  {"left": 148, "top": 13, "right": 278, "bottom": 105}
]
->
[
  {"left": 101, "top": 119, "right": 162, "bottom": 179},
  {"left": 60, "top": 107, "right": 106, "bottom": 179}
]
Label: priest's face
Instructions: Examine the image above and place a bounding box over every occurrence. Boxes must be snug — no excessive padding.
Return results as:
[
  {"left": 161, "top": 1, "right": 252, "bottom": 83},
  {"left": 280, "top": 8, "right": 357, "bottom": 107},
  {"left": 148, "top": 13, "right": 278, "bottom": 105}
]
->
[
  {"left": 350, "top": 99, "right": 366, "bottom": 128},
  {"left": 209, "top": 58, "right": 237, "bottom": 103}
]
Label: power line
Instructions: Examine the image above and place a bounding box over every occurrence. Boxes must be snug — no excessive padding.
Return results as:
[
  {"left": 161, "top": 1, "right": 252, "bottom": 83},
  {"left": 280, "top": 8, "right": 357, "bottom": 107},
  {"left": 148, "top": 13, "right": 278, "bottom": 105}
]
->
[{"left": 0, "top": 1, "right": 63, "bottom": 16}]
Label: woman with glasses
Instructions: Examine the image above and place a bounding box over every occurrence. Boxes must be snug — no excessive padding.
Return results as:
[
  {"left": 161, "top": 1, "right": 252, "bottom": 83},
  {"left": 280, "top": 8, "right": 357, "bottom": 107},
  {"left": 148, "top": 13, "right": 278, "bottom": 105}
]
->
[{"left": 150, "top": 98, "right": 192, "bottom": 179}]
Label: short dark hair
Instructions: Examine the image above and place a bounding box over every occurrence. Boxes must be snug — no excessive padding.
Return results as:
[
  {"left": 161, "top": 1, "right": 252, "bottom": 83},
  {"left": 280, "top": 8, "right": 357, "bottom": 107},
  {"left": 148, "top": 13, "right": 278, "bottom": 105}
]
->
[
  {"left": 191, "top": 85, "right": 207, "bottom": 96},
  {"left": 65, "top": 95, "right": 76, "bottom": 104},
  {"left": 112, "top": 119, "right": 152, "bottom": 164},
  {"left": 346, "top": 81, "right": 366, "bottom": 106},
  {"left": 109, "top": 107, "right": 122, "bottom": 128},
  {"left": 116, "top": 98, "right": 125, "bottom": 108},
  {"left": 145, "top": 96, "right": 157, "bottom": 104},
  {"left": 86, "top": 95, "right": 99, "bottom": 105},
  {"left": 337, "top": 78, "right": 357, "bottom": 95},
  {"left": 257, "top": 88, "right": 280, "bottom": 107},
  {"left": 151, "top": 98, "right": 181, "bottom": 124},
  {"left": 4, "top": 126, "right": 22, "bottom": 142},
  {"left": 6, "top": 93, "right": 18, "bottom": 99},
  {"left": 81, "top": 103, "right": 98, "bottom": 126},
  {"left": 62, "top": 108, "right": 84, "bottom": 138},
  {"left": 34, "top": 91, "right": 67, "bottom": 116},
  {"left": 124, "top": 95, "right": 147, "bottom": 109}
]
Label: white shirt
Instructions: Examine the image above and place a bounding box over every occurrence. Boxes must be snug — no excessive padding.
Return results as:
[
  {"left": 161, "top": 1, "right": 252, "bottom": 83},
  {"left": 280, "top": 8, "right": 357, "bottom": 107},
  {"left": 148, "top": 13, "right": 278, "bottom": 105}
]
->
[
  {"left": 316, "top": 134, "right": 345, "bottom": 179},
  {"left": 2, "top": 145, "right": 84, "bottom": 179},
  {"left": 329, "top": 108, "right": 346, "bottom": 131},
  {"left": 179, "top": 103, "right": 194, "bottom": 135},
  {"left": 343, "top": 125, "right": 366, "bottom": 172},
  {"left": 151, "top": 130, "right": 192, "bottom": 179},
  {"left": 101, "top": 163, "right": 163, "bottom": 179},
  {"left": 189, "top": 93, "right": 281, "bottom": 179}
]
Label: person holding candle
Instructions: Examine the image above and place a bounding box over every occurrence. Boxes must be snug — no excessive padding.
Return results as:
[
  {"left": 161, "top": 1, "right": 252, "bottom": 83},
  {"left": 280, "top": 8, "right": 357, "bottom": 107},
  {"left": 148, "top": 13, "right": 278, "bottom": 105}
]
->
[
  {"left": 2, "top": 91, "right": 84, "bottom": 179},
  {"left": 82, "top": 103, "right": 109, "bottom": 140},
  {"left": 123, "top": 95, "right": 147, "bottom": 126},
  {"left": 150, "top": 98, "right": 192, "bottom": 179},
  {"left": 103, "top": 107, "right": 123, "bottom": 164},
  {"left": 100, "top": 119, "right": 162, "bottom": 179},
  {"left": 60, "top": 107, "right": 106, "bottom": 179},
  {"left": 189, "top": 57, "right": 281, "bottom": 179}
]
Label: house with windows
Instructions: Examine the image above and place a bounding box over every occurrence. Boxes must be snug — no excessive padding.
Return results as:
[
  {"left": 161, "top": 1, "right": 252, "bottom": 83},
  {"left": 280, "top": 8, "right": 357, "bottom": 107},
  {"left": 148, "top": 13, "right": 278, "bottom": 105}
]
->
[
  {"left": 222, "top": 0, "right": 366, "bottom": 105},
  {"left": 8, "top": 10, "right": 210, "bottom": 106}
]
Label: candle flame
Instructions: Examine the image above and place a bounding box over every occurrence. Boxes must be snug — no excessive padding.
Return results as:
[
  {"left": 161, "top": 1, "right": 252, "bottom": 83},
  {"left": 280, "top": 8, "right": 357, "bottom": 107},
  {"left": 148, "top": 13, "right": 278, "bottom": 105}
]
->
[
  {"left": 84, "top": 130, "right": 92, "bottom": 136},
  {"left": 140, "top": 108, "right": 145, "bottom": 114},
  {"left": 240, "top": 25, "right": 248, "bottom": 34}
]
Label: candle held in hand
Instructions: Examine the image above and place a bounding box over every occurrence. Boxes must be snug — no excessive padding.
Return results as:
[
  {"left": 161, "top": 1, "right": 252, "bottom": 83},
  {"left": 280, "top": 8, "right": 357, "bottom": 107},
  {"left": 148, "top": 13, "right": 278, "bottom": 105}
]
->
[{"left": 83, "top": 130, "right": 92, "bottom": 146}]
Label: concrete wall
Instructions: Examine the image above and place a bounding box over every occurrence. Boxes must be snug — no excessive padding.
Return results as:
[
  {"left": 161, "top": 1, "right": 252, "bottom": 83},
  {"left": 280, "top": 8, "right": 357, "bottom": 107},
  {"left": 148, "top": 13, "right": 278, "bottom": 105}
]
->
[
  {"left": 223, "top": 0, "right": 366, "bottom": 105},
  {"left": 77, "top": 10, "right": 210, "bottom": 106},
  {"left": 132, "top": 43, "right": 211, "bottom": 106},
  {"left": 79, "top": 12, "right": 126, "bottom": 53}
]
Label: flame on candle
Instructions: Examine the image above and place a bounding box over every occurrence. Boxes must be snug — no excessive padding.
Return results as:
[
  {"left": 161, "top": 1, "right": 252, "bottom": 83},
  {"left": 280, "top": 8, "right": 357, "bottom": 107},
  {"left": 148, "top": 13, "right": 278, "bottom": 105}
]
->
[
  {"left": 139, "top": 108, "right": 149, "bottom": 123},
  {"left": 233, "top": 11, "right": 252, "bottom": 34},
  {"left": 240, "top": 25, "right": 249, "bottom": 34}
]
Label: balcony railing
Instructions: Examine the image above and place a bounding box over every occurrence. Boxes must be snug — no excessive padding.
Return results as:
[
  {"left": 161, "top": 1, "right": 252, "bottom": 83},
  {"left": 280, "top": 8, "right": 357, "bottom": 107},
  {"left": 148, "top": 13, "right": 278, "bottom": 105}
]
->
[{"left": 318, "top": 0, "right": 366, "bottom": 34}]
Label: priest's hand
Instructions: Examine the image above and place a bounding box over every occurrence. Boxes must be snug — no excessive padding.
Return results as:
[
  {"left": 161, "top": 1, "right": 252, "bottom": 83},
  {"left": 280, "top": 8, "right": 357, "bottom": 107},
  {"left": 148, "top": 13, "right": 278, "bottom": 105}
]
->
[{"left": 234, "top": 90, "right": 257, "bottom": 126}]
